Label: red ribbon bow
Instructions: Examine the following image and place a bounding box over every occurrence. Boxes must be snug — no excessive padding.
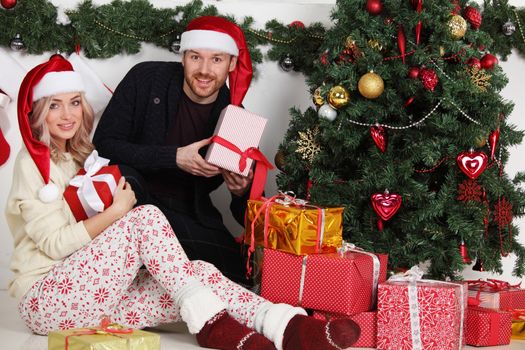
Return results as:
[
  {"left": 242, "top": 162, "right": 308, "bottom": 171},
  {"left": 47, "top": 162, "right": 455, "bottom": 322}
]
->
[
  {"left": 64, "top": 317, "right": 133, "bottom": 350},
  {"left": 210, "top": 135, "right": 274, "bottom": 200}
]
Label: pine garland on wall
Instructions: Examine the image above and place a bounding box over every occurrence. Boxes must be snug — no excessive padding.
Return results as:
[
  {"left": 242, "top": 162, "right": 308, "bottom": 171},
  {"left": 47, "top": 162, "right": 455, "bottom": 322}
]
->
[{"left": 1, "top": 0, "right": 524, "bottom": 74}]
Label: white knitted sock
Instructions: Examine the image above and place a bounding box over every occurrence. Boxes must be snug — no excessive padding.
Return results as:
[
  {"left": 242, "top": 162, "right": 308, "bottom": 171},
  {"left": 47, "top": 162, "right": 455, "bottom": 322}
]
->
[{"left": 253, "top": 302, "right": 307, "bottom": 350}]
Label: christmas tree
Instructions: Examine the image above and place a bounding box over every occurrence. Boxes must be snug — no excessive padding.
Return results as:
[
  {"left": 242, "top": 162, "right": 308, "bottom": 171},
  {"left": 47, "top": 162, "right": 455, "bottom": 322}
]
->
[{"left": 275, "top": 0, "right": 525, "bottom": 279}]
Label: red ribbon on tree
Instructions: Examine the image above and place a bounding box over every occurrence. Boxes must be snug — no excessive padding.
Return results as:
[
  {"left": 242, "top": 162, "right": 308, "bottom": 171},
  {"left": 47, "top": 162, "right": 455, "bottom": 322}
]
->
[{"left": 210, "top": 135, "right": 274, "bottom": 200}]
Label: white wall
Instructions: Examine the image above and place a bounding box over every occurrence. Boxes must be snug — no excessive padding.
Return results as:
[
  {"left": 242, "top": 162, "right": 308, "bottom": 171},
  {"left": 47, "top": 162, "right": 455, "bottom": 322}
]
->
[{"left": 1, "top": 0, "right": 524, "bottom": 289}]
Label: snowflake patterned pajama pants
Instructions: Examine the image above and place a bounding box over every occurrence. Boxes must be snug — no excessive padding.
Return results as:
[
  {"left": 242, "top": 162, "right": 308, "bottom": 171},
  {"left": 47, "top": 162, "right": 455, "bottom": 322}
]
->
[{"left": 18, "top": 205, "right": 267, "bottom": 335}]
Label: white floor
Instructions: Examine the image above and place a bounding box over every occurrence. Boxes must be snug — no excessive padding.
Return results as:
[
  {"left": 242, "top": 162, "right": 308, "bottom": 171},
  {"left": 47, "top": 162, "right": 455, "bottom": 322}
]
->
[{"left": 1, "top": 290, "right": 525, "bottom": 349}]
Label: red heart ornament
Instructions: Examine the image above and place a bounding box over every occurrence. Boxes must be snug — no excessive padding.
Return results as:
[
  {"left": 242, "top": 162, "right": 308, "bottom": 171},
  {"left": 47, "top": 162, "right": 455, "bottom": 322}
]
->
[
  {"left": 456, "top": 151, "right": 488, "bottom": 179},
  {"left": 370, "top": 125, "right": 387, "bottom": 153},
  {"left": 371, "top": 192, "right": 402, "bottom": 221}
]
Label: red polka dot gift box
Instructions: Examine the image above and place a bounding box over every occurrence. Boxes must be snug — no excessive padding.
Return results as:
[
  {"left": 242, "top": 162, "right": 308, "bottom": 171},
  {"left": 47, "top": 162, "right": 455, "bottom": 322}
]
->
[
  {"left": 376, "top": 267, "right": 468, "bottom": 350},
  {"left": 260, "top": 246, "right": 388, "bottom": 315},
  {"left": 313, "top": 310, "right": 377, "bottom": 348},
  {"left": 465, "top": 306, "right": 512, "bottom": 346},
  {"left": 63, "top": 151, "right": 121, "bottom": 222}
]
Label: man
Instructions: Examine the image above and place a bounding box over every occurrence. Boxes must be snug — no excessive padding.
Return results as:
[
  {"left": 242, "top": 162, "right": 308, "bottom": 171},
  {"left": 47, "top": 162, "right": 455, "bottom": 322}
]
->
[{"left": 93, "top": 16, "right": 254, "bottom": 284}]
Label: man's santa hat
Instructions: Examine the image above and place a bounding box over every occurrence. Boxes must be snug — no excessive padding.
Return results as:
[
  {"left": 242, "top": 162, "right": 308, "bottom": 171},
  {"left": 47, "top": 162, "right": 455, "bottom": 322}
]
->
[
  {"left": 180, "top": 16, "right": 253, "bottom": 106},
  {"left": 18, "top": 54, "right": 86, "bottom": 203}
]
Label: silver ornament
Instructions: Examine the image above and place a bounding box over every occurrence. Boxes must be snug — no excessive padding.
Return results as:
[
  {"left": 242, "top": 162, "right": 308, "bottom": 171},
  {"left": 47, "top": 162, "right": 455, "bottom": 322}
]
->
[
  {"left": 502, "top": 21, "right": 516, "bottom": 36},
  {"left": 171, "top": 34, "right": 181, "bottom": 54},
  {"left": 318, "top": 103, "right": 337, "bottom": 121},
  {"left": 279, "top": 54, "right": 294, "bottom": 72},
  {"left": 9, "top": 33, "right": 26, "bottom": 51}
]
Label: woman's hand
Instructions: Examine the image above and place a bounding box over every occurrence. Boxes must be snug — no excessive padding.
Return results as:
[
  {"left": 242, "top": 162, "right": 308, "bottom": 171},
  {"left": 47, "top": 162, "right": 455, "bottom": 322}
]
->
[{"left": 110, "top": 177, "right": 137, "bottom": 219}]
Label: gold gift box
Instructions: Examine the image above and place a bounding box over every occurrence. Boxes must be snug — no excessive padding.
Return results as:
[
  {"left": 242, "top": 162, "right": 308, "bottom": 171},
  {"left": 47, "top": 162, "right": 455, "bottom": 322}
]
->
[
  {"left": 48, "top": 327, "right": 160, "bottom": 350},
  {"left": 512, "top": 319, "right": 525, "bottom": 340},
  {"left": 245, "top": 199, "right": 343, "bottom": 255}
]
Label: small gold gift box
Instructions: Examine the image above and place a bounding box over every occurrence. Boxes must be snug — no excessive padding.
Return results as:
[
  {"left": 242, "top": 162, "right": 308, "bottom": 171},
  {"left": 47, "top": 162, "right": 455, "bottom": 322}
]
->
[{"left": 48, "top": 322, "right": 160, "bottom": 350}]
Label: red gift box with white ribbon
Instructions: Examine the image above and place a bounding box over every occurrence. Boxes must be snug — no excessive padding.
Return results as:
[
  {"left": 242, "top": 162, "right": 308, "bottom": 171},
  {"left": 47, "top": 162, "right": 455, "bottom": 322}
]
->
[
  {"left": 260, "top": 243, "right": 388, "bottom": 315},
  {"left": 64, "top": 151, "right": 121, "bottom": 222},
  {"left": 466, "top": 306, "right": 512, "bottom": 346},
  {"left": 376, "top": 266, "right": 467, "bottom": 350},
  {"left": 313, "top": 310, "right": 377, "bottom": 348}
]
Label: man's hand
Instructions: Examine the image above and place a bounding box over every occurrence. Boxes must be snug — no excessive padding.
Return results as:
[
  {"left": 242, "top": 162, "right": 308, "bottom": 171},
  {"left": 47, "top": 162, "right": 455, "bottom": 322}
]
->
[
  {"left": 176, "top": 138, "right": 221, "bottom": 177},
  {"left": 222, "top": 169, "right": 253, "bottom": 197}
]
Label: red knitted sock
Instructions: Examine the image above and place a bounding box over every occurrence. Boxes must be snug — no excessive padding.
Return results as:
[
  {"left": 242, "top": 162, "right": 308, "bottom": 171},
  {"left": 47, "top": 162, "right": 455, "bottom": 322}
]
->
[
  {"left": 282, "top": 314, "right": 360, "bottom": 350},
  {"left": 197, "top": 310, "right": 276, "bottom": 350}
]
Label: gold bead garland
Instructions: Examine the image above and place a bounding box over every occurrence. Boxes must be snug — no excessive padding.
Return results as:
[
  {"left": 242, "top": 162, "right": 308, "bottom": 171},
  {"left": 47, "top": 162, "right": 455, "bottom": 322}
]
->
[{"left": 94, "top": 19, "right": 178, "bottom": 41}]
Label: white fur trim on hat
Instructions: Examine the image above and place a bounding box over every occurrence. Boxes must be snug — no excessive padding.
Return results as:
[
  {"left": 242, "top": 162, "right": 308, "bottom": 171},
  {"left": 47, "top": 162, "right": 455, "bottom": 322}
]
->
[
  {"left": 180, "top": 29, "right": 239, "bottom": 56},
  {"left": 32, "top": 71, "right": 85, "bottom": 101}
]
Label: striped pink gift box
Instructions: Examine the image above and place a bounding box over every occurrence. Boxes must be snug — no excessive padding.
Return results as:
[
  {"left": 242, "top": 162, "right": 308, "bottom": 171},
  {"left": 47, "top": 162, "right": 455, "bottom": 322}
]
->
[{"left": 205, "top": 105, "right": 267, "bottom": 176}]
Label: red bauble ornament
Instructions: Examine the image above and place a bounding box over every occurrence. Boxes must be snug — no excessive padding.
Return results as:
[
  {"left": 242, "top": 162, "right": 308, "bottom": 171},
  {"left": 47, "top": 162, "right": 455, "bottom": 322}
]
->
[
  {"left": 288, "top": 21, "right": 305, "bottom": 29},
  {"left": 456, "top": 150, "right": 488, "bottom": 180},
  {"left": 398, "top": 25, "right": 406, "bottom": 64},
  {"left": 370, "top": 125, "right": 387, "bottom": 153},
  {"left": 371, "top": 191, "right": 402, "bottom": 231},
  {"left": 466, "top": 57, "right": 481, "bottom": 69},
  {"left": 408, "top": 66, "right": 420, "bottom": 79},
  {"left": 489, "top": 128, "right": 500, "bottom": 160},
  {"left": 415, "top": 21, "right": 423, "bottom": 45},
  {"left": 450, "top": 0, "right": 461, "bottom": 15},
  {"left": 404, "top": 96, "right": 415, "bottom": 107},
  {"left": 480, "top": 53, "right": 498, "bottom": 70},
  {"left": 463, "top": 6, "right": 482, "bottom": 29},
  {"left": 366, "top": 0, "right": 383, "bottom": 15},
  {"left": 459, "top": 241, "right": 472, "bottom": 264},
  {"left": 419, "top": 68, "right": 439, "bottom": 91},
  {"left": 1, "top": 0, "right": 16, "bottom": 9}
]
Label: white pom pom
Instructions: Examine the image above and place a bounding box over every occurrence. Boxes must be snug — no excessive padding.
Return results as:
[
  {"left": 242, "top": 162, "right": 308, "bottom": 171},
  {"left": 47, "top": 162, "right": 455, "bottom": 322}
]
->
[{"left": 38, "top": 183, "right": 59, "bottom": 203}]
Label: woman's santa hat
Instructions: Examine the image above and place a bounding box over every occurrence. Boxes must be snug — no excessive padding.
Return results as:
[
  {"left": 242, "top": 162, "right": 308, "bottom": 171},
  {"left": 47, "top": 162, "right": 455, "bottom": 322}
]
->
[
  {"left": 180, "top": 16, "right": 253, "bottom": 106},
  {"left": 18, "top": 54, "right": 85, "bottom": 203}
]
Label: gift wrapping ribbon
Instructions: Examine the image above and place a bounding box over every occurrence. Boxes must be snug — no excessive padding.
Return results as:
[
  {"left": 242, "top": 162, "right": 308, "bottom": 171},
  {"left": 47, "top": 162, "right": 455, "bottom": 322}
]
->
[
  {"left": 388, "top": 266, "right": 465, "bottom": 350},
  {"left": 64, "top": 318, "right": 133, "bottom": 350},
  {"left": 467, "top": 278, "right": 522, "bottom": 292},
  {"left": 338, "top": 242, "right": 381, "bottom": 309},
  {"left": 245, "top": 192, "right": 326, "bottom": 277},
  {"left": 210, "top": 135, "right": 274, "bottom": 200},
  {"left": 69, "top": 150, "right": 118, "bottom": 217}
]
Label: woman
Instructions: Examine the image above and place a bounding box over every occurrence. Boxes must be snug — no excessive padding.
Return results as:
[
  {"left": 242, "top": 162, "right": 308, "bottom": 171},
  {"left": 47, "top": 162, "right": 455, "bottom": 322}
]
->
[{"left": 6, "top": 55, "right": 360, "bottom": 350}]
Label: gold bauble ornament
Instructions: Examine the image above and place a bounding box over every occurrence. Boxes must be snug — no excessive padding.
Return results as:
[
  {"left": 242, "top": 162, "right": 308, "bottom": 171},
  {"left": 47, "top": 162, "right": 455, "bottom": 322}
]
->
[
  {"left": 439, "top": 46, "right": 446, "bottom": 57},
  {"left": 312, "top": 87, "right": 325, "bottom": 107},
  {"left": 274, "top": 150, "right": 286, "bottom": 171},
  {"left": 475, "top": 134, "right": 488, "bottom": 148},
  {"left": 368, "top": 39, "right": 383, "bottom": 51},
  {"left": 327, "top": 85, "right": 350, "bottom": 109},
  {"left": 448, "top": 15, "right": 468, "bottom": 40},
  {"left": 358, "top": 71, "right": 384, "bottom": 99},
  {"left": 345, "top": 36, "right": 355, "bottom": 49}
]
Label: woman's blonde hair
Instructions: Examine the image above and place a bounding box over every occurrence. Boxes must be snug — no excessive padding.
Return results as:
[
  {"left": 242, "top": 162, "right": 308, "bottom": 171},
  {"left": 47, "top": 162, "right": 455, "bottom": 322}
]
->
[{"left": 29, "top": 92, "right": 95, "bottom": 166}]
